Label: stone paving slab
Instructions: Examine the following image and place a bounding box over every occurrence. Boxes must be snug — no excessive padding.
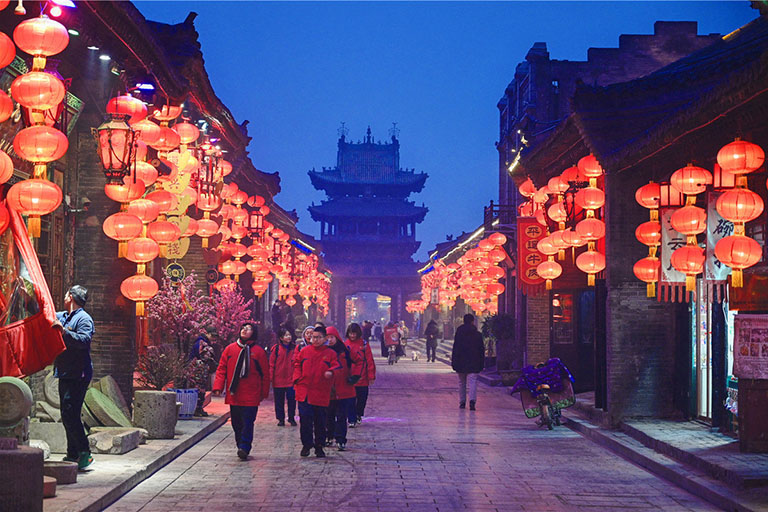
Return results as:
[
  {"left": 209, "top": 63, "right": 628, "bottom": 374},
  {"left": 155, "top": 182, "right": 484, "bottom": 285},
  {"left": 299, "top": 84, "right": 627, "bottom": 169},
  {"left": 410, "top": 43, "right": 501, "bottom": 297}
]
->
[
  {"left": 43, "top": 401, "right": 230, "bottom": 512},
  {"left": 107, "top": 355, "right": 720, "bottom": 512}
]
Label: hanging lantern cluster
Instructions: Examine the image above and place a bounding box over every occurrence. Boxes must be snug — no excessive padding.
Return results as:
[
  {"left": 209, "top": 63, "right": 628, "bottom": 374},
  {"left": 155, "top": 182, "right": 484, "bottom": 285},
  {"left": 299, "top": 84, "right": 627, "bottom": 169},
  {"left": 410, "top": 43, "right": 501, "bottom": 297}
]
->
[
  {"left": 5, "top": 16, "right": 70, "bottom": 237},
  {"left": 411, "top": 232, "right": 507, "bottom": 316},
  {"left": 573, "top": 155, "right": 606, "bottom": 286},
  {"left": 634, "top": 182, "right": 661, "bottom": 297},
  {"left": 714, "top": 139, "right": 765, "bottom": 287}
]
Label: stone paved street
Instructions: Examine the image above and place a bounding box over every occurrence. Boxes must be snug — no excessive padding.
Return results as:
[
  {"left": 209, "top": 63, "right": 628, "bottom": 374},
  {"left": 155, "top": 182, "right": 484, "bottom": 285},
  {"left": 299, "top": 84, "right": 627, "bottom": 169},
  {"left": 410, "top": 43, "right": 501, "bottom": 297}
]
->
[{"left": 106, "top": 356, "right": 717, "bottom": 512}]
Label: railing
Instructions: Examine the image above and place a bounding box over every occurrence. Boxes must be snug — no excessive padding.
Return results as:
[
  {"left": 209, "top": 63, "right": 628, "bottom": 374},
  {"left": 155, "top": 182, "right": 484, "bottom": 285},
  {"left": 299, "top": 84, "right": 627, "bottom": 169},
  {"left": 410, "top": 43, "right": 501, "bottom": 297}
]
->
[{"left": 484, "top": 201, "right": 518, "bottom": 233}]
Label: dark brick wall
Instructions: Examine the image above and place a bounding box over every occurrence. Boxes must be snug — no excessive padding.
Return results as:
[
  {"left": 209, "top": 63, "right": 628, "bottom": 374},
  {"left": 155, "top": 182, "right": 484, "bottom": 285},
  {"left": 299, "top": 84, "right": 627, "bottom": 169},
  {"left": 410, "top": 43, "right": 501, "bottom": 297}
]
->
[{"left": 526, "top": 294, "right": 550, "bottom": 365}]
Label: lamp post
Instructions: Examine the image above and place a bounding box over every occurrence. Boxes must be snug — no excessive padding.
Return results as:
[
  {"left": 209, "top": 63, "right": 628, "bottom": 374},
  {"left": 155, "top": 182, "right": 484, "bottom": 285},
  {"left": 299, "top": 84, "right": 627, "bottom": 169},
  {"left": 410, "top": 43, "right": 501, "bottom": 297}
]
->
[{"left": 93, "top": 114, "right": 137, "bottom": 184}]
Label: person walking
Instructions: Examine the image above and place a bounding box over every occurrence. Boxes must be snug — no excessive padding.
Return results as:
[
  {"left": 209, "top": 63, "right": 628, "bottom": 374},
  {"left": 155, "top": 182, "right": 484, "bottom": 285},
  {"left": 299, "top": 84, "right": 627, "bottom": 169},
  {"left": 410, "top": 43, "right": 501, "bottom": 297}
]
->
[
  {"left": 373, "top": 321, "right": 385, "bottom": 357},
  {"left": 344, "top": 323, "right": 375, "bottom": 427},
  {"left": 212, "top": 322, "right": 271, "bottom": 460},
  {"left": 52, "top": 285, "right": 95, "bottom": 471},
  {"left": 293, "top": 325, "right": 340, "bottom": 458},
  {"left": 451, "top": 314, "right": 484, "bottom": 411},
  {"left": 324, "top": 326, "right": 360, "bottom": 451},
  {"left": 270, "top": 327, "right": 297, "bottom": 426},
  {"left": 425, "top": 320, "right": 439, "bottom": 363}
]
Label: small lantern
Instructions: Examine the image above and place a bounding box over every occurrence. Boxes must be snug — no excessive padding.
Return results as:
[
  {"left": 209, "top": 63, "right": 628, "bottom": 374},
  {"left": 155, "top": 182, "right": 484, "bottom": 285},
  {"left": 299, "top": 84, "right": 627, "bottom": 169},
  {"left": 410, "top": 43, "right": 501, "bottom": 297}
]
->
[
  {"left": 670, "top": 245, "right": 705, "bottom": 292},
  {"left": 103, "top": 212, "right": 143, "bottom": 257},
  {"left": 120, "top": 274, "right": 158, "bottom": 317},
  {"left": 633, "top": 257, "right": 660, "bottom": 297},
  {"left": 715, "top": 235, "right": 762, "bottom": 288},
  {"left": 13, "top": 16, "right": 69, "bottom": 71},
  {"left": 576, "top": 249, "right": 606, "bottom": 286}
]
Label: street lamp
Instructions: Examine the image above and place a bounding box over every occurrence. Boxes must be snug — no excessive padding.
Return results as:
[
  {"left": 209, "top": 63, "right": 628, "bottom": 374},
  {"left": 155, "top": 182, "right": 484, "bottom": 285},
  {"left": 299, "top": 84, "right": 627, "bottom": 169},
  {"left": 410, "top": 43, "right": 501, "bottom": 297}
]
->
[{"left": 93, "top": 114, "right": 137, "bottom": 184}]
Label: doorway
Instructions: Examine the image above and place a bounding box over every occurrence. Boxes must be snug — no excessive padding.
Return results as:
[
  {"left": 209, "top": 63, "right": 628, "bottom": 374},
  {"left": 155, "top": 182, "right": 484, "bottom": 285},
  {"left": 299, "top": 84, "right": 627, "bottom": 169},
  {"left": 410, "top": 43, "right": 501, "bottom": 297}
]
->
[{"left": 346, "top": 292, "right": 390, "bottom": 327}]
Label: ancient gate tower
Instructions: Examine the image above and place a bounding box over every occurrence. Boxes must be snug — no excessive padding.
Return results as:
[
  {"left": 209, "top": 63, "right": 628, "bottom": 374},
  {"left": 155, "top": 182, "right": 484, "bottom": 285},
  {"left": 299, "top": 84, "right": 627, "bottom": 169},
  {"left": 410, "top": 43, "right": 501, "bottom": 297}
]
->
[{"left": 308, "top": 126, "right": 427, "bottom": 324}]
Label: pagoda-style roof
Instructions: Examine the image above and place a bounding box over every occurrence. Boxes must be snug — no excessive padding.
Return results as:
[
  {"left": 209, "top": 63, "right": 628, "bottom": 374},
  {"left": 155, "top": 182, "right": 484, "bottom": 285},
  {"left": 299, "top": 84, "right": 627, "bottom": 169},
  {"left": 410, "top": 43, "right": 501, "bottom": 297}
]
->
[
  {"left": 308, "top": 167, "right": 427, "bottom": 196},
  {"left": 308, "top": 197, "right": 428, "bottom": 222}
]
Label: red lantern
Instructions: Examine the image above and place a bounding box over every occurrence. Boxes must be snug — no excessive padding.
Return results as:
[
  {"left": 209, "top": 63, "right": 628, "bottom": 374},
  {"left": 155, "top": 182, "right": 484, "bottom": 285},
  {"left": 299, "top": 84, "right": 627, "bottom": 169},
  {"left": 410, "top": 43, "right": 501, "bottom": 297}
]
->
[
  {"left": 518, "top": 178, "right": 536, "bottom": 198},
  {"left": 489, "top": 232, "right": 507, "bottom": 246},
  {"left": 0, "top": 90, "right": 11, "bottom": 123},
  {"left": 519, "top": 201, "right": 534, "bottom": 217},
  {"left": 0, "top": 202, "right": 9, "bottom": 236},
  {"left": 13, "top": 125, "right": 68, "bottom": 175},
  {"left": 196, "top": 218, "right": 219, "bottom": 248},
  {"left": 173, "top": 122, "right": 200, "bottom": 145},
  {"left": 147, "top": 220, "right": 181, "bottom": 257},
  {"left": 671, "top": 245, "right": 705, "bottom": 292},
  {"left": 537, "top": 260, "right": 562, "bottom": 290},
  {"left": 574, "top": 187, "right": 605, "bottom": 210},
  {"left": 182, "top": 218, "right": 198, "bottom": 237},
  {"left": 575, "top": 218, "right": 605, "bottom": 241},
  {"left": 6, "top": 178, "right": 62, "bottom": 237},
  {"left": 478, "top": 238, "right": 494, "bottom": 251},
  {"left": 716, "top": 188, "right": 764, "bottom": 224},
  {"left": 562, "top": 228, "right": 585, "bottom": 247},
  {"left": 105, "top": 180, "right": 145, "bottom": 204},
  {"left": 148, "top": 125, "right": 180, "bottom": 152},
  {"left": 197, "top": 193, "right": 221, "bottom": 213},
  {"left": 231, "top": 190, "right": 248, "bottom": 206},
  {"left": 132, "top": 119, "right": 162, "bottom": 145},
  {"left": 146, "top": 190, "right": 177, "bottom": 214},
  {"left": 488, "top": 247, "right": 506, "bottom": 263},
  {"left": 103, "top": 212, "right": 143, "bottom": 258},
  {"left": 715, "top": 235, "right": 762, "bottom": 288},
  {"left": 218, "top": 159, "right": 233, "bottom": 177},
  {"left": 547, "top": 202, "right": 566, "bottom": 223},
  {"left": 11, "top": 71, "right": 65, "bottom": 110},
  {"left": 0, "top": 32, "right": 16, "bottom": 68},
  {"left": 120, "top": 274, "right": 158, "bottom": 317},
  {"left": 215, "top": 278, "right": 237, "bottom": 292},
  {"left": 635, "top": 221, "right": 662, "bottom": 247},
  {"left": 126, "top": 198, "right": 160, "bottom": 224},
  {"left": 13, "top": 17, "right": 68, "bottom": 70},
  {"left": 548, "top": 176, "right": 569, "bottom": 195},
  {"left": 106, "top": 95, "right": 147, "bottom": 124},
  {"left": 152, "top": 105, "right": 182, "bottom": 123},
  {"left": 577, "top": 154, "right": 603, "bottom": 179},
  {"left": 260, "top": 205, "right": 271, "bottom": 216},
  {"left": 248, "top": 195, "right": 266, "bottom": 208},
  {"left": 537, "top": 236, "right": 557, "bottom": 256},
  {"left": 576, "top": 250, "right": 605, "bottom": 286},
  {"left": 717, "top": 139, "right": 764, "bottom": 175},
  {"left": 670, "top": 165, "right": 712, "bottom": 196},
  {"left": 633, "top": 257, "right": 660, "bottom": 297},
  {"left": 0, "top": 150, "right": 12, "bottom": 184},
  {"left": 670, "top": 205, "right": 707, "bottom": 236},
  {"left": 130, "top": 161, "right": 158, "bottom": 187},
  {"left": 487, "top": 283, "right": 505, "bottom": 296},
  {"left": 125, "top": 237, "right": 160, "bottom": 270}
]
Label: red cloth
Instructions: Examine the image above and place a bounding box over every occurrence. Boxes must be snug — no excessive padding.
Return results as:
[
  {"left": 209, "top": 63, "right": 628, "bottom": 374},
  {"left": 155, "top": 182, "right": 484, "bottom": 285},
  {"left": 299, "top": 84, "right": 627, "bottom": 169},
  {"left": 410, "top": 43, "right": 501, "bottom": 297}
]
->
[
  {"left": 0, "top": 206, "right": 64, "bottom": 377},
  {"left": 213, "top": 342, "right": 270, "bottom": 406},
  {"left": 345, "top": 338, "right": 376, "bottom": 386},
  {"left": 293, "top": 344, "right": 340, "bottom": 407},
  {"left": 330, "top": 347, "right": 360, "bottom": 400},
  {"left": 269, "top": 343, "right": 295, "bottom": 388}
]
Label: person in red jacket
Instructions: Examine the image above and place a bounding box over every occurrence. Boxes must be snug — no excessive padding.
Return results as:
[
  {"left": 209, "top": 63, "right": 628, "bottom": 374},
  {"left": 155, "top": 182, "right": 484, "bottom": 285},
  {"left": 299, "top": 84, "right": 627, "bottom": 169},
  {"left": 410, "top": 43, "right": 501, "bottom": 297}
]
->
[
  {"left": 324, "top": 326, "right": 362, "bottom": 451},
  {"left": 213, "top": 322, "right": 270, "bottom": 460},
  {"left": 293, "top": 325, "right": 340, "bottom": 458},
  {"left": 270, "top": 327, "right": 297, "bottom": 427},
  {"left": 344, "top": 322, "right": 376, "bottom": 427}
]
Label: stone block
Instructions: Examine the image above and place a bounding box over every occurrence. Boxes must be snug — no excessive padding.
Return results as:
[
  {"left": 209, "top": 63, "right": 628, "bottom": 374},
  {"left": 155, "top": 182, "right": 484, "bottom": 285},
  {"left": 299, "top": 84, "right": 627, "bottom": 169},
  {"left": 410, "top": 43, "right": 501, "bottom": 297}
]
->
[
  {"left": 29, "top": 439, "right": 50, "bottom": 459},
  {"left": 95, "top": 376, "right": 131, "bottom": 420},
  {"left": 90, "top": 426, "right": 148, "bottom": 445},
  {"left": 36, "top": 401, "right": 61, "bottom": 423},
  {"left": 88, "top": 429, "right": 140, "bottom": 454},
  {"left": 81, "top": 402, "right": 100, "bottom": 428},
  {"left": 0, "top": 437, "right": 18, "bottom": 449},
  {"left": 29, "top": 422, "right": 67, "bottom": 454},
  {"left": 0, "top": 377, "right": 34, "bottom": 427},
  {"left": 132, "top": 390, "right": 177, "bottom": 439},
  {"left": 43, "top": 475, "right": 56, "bottom": 498},
  {"left": 0, "top": 446, "right": 43, "bottom": 511},
  {"left": 43, "top": 372, "right": 59, "bottom": 408},
  {"left": 43, "top": 461, "right": 77, "bottom": 485},
  {"left": 0, "top": 417, "right": 30, "bottom": 444},
  {"left": 84, "top": 388, "right": 132, "bottom": 428}
]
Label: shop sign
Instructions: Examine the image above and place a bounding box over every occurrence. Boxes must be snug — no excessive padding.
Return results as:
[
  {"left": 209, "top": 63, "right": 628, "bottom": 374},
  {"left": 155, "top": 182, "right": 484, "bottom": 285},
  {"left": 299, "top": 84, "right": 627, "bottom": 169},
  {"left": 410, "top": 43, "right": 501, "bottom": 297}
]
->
[
  {"left": 517, "top": 216, "right": 545, "bottom": 293},
  {"left": 733, "top": 314, "right": 768, "bottom": 379}
]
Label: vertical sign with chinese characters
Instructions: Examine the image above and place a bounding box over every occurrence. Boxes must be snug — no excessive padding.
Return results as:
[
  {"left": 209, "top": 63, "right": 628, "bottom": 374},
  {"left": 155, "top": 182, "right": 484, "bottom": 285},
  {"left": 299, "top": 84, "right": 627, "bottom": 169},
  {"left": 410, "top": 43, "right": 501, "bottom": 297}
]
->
[
  {"left": 706, "top": 191, "right": 733, "bottom": 282},
  {"left": 733, "top": 314, "right": 768, "bottom": 379},
  {"left": 659, "top": 208, "right": 687, "bottom": 300},
  {"left": 517, "top": 216, "right": 545, "bottom": 292}
]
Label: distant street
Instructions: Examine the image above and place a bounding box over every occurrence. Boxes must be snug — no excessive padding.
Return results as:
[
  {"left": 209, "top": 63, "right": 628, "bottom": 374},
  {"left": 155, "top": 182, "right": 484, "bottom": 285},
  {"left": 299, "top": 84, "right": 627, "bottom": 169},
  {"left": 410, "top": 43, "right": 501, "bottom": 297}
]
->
[{"left": 107, "top": 356, "right": 716, "bottom": 512}]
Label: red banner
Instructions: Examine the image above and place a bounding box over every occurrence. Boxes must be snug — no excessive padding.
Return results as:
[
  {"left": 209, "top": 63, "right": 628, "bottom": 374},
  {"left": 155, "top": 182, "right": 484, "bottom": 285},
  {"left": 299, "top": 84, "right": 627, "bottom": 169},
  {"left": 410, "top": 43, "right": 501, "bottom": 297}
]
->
[{"left": 517, "top": 217, "right": 546, "bottom": 295}]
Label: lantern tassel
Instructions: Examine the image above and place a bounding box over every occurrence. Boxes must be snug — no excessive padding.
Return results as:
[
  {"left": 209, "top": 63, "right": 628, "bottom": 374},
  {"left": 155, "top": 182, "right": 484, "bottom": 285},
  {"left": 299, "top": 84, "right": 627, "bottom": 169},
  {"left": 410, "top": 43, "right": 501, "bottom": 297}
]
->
[
  {"left": 731, "top": 269, "right": 743, "bottom": 288},
  {"left": 546, "top": 279, "right": 552, "bottom": 291},
  {"left": 118, "top": 241, "right": 127, "bottom": 258},
  {"left": 27, "top": 216, "right": 41, "bottom": 238},
  {"left": 647, "top": 282, "right": 656, "bottom": 298},
  {"left": 588, "top": 274, "right": 595, "bottom": 287},
  {"left": 136, "top": 301, "right": 145, "bottom": 317},
  {"left": 685, "top": 274, "right": 696, "bottom": 293},
  {"left": 558, "top": 249, "right": 565, "bottom": 261},
  {"left": 202, "top": 237, "right": 208, "bottom": 248}
]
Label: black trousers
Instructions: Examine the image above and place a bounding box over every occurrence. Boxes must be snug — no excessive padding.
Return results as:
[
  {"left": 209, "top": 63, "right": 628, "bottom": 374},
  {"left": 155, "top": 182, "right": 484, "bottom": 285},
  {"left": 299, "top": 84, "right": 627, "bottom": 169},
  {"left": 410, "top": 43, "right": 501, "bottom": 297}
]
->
[
  {"left": 349, "top": 386, "right": 369, "bottom": 422},
  {"left": 426, "top": 340, "right": 437, "bottom": 361},
  {"left": 59, "top": 378, "right": 90, "bottom": 457},
  {"left": 298, "top": 401, "right": 327, "bottom": 449},
  {"left": 273, "top": 387, "right": 296, "bottom": 421}
]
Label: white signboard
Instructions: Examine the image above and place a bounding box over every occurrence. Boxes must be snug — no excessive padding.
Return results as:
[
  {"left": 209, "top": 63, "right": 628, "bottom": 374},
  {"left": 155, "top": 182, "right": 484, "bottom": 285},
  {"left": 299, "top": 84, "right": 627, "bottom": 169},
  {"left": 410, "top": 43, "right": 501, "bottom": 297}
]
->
[{"left": 733, "top": 314, "right": 768, "bottom": 379}]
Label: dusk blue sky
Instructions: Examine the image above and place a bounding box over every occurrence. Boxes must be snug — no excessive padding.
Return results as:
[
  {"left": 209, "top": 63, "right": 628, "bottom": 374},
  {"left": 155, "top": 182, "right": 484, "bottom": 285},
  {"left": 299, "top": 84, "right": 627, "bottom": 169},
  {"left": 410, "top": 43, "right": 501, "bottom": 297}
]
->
[{"left": 136, "top": 1, "right": 757, "bottom": 260}]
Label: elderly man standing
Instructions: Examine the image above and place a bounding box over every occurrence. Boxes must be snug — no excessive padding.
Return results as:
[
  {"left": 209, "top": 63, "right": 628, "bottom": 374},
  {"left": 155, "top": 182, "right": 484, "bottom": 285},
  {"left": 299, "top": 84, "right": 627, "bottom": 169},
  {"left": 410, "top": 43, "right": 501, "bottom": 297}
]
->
[
  {"left": 53, "top": 285, "right": 95, "bottom": 470},
  {"left": 451, "top": 314, "right": 484, "bottom": 411}
]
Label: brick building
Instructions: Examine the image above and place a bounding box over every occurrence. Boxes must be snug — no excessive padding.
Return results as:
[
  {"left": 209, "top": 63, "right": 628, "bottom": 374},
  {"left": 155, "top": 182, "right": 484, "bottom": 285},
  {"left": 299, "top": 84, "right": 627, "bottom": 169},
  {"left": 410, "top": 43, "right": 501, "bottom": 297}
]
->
[{"left": 0, "top": 2, "right": 321, "bottom": 401}]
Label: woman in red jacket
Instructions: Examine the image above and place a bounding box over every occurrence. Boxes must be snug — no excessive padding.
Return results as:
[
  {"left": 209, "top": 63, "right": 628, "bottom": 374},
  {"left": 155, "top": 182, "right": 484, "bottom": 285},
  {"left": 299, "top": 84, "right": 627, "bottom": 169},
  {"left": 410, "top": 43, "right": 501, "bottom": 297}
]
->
[
  {"left": 293, "top": 325, "right": 340, "bottom": 458},
  {"left": 344, "top": 323, "right": 376, "bottom": 427},
  {"left": 213, "top": 322, "right": 270, "bottom": 460},
  {"left": 270, "top": 327, "right": 297, "bottom": 426},
  {"left": 324, "top": 326, "right": 362, "bottom": 451}
]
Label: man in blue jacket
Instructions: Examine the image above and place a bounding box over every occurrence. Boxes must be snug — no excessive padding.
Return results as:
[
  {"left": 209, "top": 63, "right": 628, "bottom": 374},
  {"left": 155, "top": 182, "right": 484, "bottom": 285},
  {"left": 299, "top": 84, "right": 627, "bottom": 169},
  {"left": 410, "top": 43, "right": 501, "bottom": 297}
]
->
[{"left": 53, "top": 285, "right": 95, "bottom": 470}]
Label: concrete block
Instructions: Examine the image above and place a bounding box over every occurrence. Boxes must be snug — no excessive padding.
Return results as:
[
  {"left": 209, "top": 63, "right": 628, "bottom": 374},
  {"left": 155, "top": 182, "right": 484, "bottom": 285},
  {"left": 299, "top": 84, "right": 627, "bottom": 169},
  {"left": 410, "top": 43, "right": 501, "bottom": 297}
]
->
[
  {"left": 133, "top": 391, "right": 177, "bottom": 439},
  {"left": 43, "top": 461, "right": 77, "bottom": 485},
  {"left": 43, "top": 372, "right": 59, "bottom": 408},
  {"left": 88, "top": 429, "right": 141, "bottom": 454},
  {"left": 84, "top": 388, "right": 132, "bottom": 428},
  {"left": 95, "top": 376, "right": 131, "bottom": 420},
  {"left": 36, "top": 401, "right": 61, "bottom": 423},
  {"left": 29, "top": 439, "right": 50, "bottom": 459},
  {"left": 81, "top": 402, "right": 100, "bottom": 428},
  {"left": 0, "top": 446, "right": 43, "bottom": 511},
  {"left": 90, "top": 426, "right": 148, "bottom": 445},
  {"left": 29, "top": 422, "right": 67, "bottom": 454}
]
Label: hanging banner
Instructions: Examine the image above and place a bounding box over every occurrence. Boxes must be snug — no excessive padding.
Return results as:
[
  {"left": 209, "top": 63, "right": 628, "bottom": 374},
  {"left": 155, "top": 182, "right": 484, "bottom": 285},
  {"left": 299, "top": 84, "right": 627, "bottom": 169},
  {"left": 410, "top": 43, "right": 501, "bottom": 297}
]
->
[
  {"left": 659, "top": 208, "right": 687, "bottom": 302},
  {"left": 705, "top": 191, "right": 731, "bottom": 302},
  {"left": 517, "top": 216, "right": 545, "bottom": 295},
  {"left": 733, "top": 314, "right": 768, "bottom": 379}
]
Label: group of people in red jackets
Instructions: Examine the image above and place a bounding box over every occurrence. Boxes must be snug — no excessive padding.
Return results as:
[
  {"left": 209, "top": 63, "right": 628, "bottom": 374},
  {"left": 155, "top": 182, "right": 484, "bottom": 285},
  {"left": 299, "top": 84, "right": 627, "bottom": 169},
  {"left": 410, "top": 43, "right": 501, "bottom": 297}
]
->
[{"left": 213, "top": 321, "right": 376, "bottom": 460}]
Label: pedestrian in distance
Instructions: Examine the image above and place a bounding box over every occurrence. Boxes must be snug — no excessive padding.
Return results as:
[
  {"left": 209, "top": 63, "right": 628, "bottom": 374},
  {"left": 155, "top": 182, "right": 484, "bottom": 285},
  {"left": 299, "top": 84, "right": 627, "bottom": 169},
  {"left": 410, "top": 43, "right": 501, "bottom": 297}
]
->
[
  {"left": 344, "top": 323, "right": 376, "bottom": 427},
  {"left": 293, "top": 325, "right": 340, "bottom": 458},
  {"left": 425, "top": 320, "right": 439, "bottom": 363},
  {"left": 52, "top": 285, "right": 95, "bottom": 471},
  {"left": 324, "top": 326, "right": 361, "bottom": 451},
  {"left": 270, "top": 327, "right": 297, "bottom": 426},
  {"left": 451, "top": 314, "right": 485, "bottom": 411},
  {"left": 213, "top": 322, "right": 271, "bottom": 461}
]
